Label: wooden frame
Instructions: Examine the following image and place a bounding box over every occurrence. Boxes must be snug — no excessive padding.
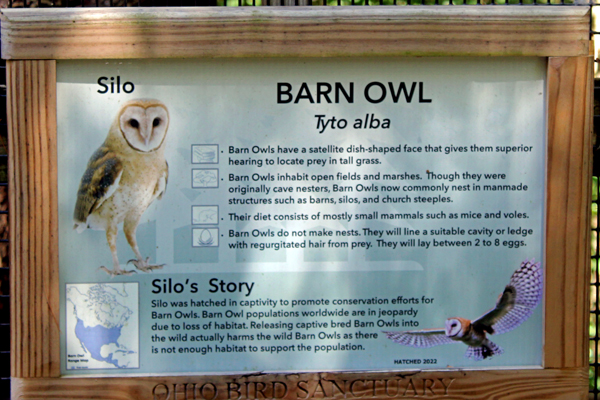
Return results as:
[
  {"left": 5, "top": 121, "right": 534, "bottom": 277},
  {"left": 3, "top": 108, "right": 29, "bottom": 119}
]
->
[{"left": 1, "top": 6, "right": 593, "bottom": 399}]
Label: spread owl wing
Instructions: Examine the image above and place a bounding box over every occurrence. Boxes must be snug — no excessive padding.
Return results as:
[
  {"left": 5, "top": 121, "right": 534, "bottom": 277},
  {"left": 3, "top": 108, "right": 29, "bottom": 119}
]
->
[
  {"left": 384, "top": 329, "right": 456, "bottom": 348},
  {"left": 472, "top": 259, "right": 543, "bottom": 335},
  {"left": 155, "top": 161, "right": 169, "bottom": 200},
  {"left": 73, "top": 146, "right": 123, "bottom": 232}
]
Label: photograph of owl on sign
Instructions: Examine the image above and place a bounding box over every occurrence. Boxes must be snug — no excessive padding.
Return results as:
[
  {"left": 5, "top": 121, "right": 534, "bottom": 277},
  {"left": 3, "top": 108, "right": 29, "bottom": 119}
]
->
[
  {"left": 384, "top": 259, "right": 543, "bottom": 360},
  {"left": 72, "top": 99, "right": 170, "bottom": 276}
]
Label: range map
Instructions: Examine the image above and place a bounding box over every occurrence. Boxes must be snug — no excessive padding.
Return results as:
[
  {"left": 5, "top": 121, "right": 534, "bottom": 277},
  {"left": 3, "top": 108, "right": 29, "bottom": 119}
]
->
[{"left": 66, "top": 283, "right": 139, "bottom": 370}]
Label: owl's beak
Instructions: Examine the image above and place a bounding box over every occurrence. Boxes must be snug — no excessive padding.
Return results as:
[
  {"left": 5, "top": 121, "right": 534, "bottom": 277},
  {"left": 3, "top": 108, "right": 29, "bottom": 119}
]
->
[
  {"left": 141, "top": 119, "right": 152, "bottom": 147},
  {"left": 137, "top": 130, "right": 151, "bottom": 148}
]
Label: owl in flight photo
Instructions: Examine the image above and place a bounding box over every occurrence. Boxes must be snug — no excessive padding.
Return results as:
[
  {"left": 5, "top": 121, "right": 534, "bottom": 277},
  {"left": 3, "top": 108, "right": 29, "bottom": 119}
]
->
[
  {"left": 384, "top": 259, "right": 543, "bottom": 361},
  {"left": 73, "top": 99, "right": 169, "bottom": 276}
]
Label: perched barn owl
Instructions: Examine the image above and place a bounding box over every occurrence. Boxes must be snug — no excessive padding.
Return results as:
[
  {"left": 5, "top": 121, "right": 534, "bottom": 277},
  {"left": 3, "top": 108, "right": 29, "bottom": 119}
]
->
[
  {"left": 73, "top": 99, "right": 169, "bottom": 276},
  {"left": 384, "top": 259, "right": 543, "bottom": 360}
]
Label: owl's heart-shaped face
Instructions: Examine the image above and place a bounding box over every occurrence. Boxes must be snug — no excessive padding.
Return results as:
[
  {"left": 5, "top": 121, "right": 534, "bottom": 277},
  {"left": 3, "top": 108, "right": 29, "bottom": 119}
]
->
[
  {"left": 445, "top": 318, "right": 464, "bottom": 338},
  {"left": 120, "top": 105, "right": 169, "bottom": 152}
]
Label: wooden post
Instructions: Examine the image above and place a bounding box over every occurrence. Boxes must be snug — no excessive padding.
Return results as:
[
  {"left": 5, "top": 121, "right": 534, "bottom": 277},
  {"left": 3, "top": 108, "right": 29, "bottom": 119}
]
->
[{"left": 7, "top": 60, "right": 59, "bottom": 379}]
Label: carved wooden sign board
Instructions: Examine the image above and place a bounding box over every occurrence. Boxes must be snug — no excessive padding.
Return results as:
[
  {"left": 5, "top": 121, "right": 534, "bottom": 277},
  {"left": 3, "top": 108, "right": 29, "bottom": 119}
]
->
[{"left": 0, "top": 6, "right": 593, "bottom": 400}]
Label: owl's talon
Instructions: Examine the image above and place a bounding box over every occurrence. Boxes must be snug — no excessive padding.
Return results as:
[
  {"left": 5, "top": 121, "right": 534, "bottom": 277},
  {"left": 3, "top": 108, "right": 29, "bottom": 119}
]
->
[
  {"left": 144, "top": 264, "right": 165, "bottom": 272},
  {"left": 128, "top": 258, "right": 165, "bottom": 272},
  {"left": 98, "top": 266, "right": 137, "bottom": 277}
]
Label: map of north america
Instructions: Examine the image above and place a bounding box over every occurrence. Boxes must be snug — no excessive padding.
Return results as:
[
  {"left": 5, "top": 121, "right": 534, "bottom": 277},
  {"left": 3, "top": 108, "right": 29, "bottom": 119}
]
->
[{"left": 66, "top": 283, "right": 139, "bottom": 370}]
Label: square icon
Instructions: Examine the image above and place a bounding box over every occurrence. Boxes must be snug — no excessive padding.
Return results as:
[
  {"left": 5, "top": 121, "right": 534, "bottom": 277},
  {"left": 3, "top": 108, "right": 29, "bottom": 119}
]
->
[
  {"left": 192, "top": 169, "right": 219, "bottom": 188},
  {"left": 192, "top": 205, "right": 219, "bottom": 225},
  {"left": 192, "top": 228, "right": 219, "bottom": 247},
  {"left": 192, "top": 144, "right": 219, "bottom": 164}
]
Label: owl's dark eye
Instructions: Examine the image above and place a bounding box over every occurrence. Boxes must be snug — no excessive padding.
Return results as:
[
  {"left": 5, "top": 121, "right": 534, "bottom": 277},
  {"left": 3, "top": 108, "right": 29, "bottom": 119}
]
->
[
  {"left": 153, "top": 118, "right": 161, "bottom": 127},
  {"left": 129, "top": 119, "right": 139, "bottom": 128}
]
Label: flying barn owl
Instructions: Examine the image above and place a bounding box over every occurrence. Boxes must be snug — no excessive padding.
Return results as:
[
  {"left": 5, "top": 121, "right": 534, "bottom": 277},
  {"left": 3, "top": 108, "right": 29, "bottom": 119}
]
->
[
  {"left": 384, "top": 259, "right": 543, "bottom": 360},
  {"left": 73, "top": 99, "right": 169, "bottom": 276}
]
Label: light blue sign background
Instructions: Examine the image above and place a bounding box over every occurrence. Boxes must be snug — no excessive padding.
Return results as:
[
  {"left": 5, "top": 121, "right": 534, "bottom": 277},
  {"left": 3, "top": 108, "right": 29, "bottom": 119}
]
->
[{"left": 57, "top": 57, "right": 546, "bottom": 375}]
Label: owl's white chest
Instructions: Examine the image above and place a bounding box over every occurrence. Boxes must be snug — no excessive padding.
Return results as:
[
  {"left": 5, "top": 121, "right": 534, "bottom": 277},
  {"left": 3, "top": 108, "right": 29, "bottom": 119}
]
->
[{"left": 87, "top": 158, "right": 163, "bottom": 230}]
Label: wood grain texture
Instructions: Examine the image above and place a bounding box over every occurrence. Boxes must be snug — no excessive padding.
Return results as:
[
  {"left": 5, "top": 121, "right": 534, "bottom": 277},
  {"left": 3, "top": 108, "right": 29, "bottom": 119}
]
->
[
  {"left": 11, "top": 368, "right": 588, "bottom": 400},
  {"left": 0, "top": 6, "right": 590, "bottom": 60},
  {"left": 545, "top": 55, "right": 594, "bottom": 369},
  {"left": 8, "top": 60, "right": 59, "bottom": 379}
]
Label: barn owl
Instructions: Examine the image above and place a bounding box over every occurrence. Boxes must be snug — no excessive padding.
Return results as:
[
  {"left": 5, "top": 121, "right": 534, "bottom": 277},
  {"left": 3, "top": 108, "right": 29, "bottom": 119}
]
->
[
  {"left": 384, "top": 259, "right": 543, "bottom": 360},
  {"left": 73, "top": 99, "right": 169, "bottom": 276}
]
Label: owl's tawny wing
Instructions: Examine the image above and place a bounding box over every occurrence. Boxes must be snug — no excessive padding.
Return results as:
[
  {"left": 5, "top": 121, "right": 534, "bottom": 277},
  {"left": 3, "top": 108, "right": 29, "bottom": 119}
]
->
[
  {"left": 155, "top": 161, "right": 169, "bottom": 200},
  {"left": 73, "top": 146, "right": 123, "bottom": 229},
  {"left": 473, "top": 259, "right": 543, "bottom": 335},
  {"left": 384, "top": 329, "right": 456, "bottom": 348}
]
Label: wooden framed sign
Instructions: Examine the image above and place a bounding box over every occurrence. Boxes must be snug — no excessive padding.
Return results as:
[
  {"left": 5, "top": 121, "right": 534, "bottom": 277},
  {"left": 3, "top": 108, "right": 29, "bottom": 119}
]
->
[{"left": 1, "top": 6, "right": 593, "bottom": 399}]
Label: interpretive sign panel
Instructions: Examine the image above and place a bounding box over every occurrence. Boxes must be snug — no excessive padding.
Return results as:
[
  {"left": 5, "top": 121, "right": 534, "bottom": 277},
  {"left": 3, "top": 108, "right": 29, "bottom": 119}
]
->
[
  {"left": 57, "top": 57, "right": 546, "bottom": 375},
  {"left": 3, "top": 6, "right": 592, "bottom": 399}
]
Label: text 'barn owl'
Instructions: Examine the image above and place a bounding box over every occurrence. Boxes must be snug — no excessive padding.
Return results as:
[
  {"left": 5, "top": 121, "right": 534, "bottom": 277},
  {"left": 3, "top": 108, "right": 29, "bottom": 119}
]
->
[
  {"left": 384, "top": 259, "right": 543, "bottom": 360},
  {"left": 73, "top": 99, "right": 169, "bottom": 276}
]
